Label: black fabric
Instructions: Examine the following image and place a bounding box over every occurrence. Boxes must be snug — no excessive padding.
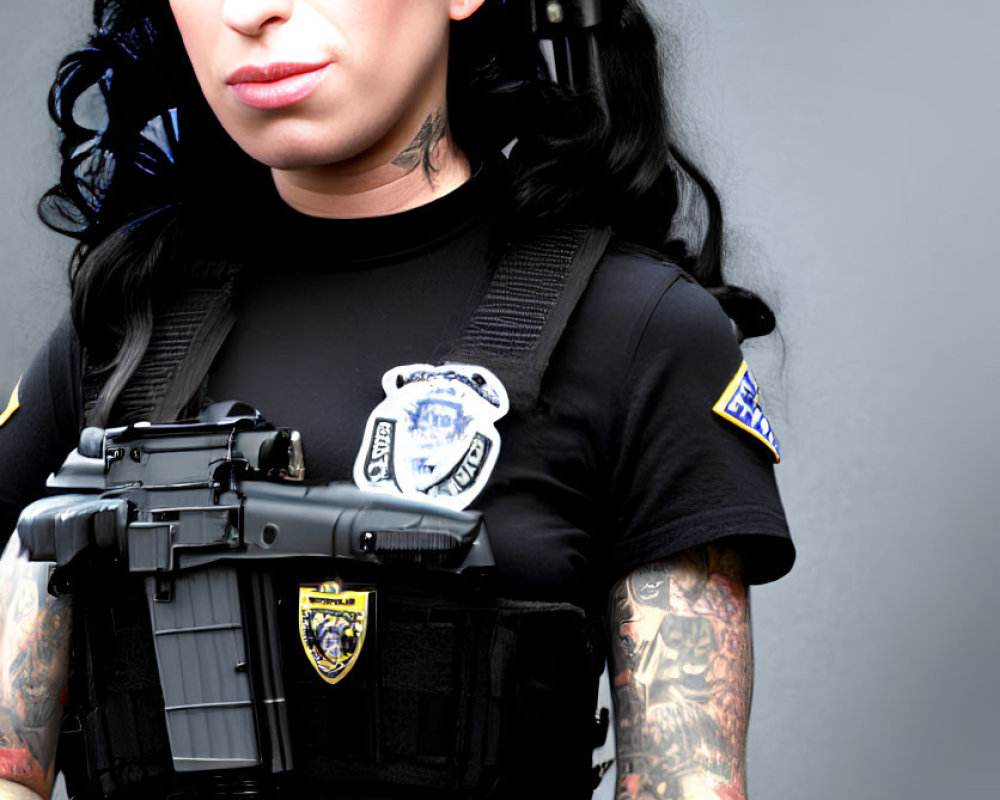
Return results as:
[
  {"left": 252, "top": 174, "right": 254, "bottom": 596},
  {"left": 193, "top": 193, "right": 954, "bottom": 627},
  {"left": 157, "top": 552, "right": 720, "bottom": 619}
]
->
[
  {"left": 0, "top": 313, "right": 84, "bottom": 541},
  {"left": 0, "top": 169, "right": 794, "bottom": 798},
  {"left": 53, "top": 565, "right": 602, "bottom": 800},
  {"left": 58, "top": 577, "right": 175, "bottom": 800},
  {"left": 446, "top": 224, "right": 612, "bottom": 409},
  {"left": 0, "top": 171, "right": 793, "bottom": 593},
  {"left": 273, "top": 584, "right": 600, "bottom": 800}
]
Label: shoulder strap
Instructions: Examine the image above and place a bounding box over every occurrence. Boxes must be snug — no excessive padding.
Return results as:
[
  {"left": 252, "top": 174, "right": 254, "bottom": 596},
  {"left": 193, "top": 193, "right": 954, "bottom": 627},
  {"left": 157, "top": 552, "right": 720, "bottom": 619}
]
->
[
  {"left": 85, "top": 225, "right": 612, "bottom": 424},
  {"left": 444, "top": 224, "right": 612, "bottom": 410},
  {"left": 83, "top": 268, "right": 239, "bottom": 426}
]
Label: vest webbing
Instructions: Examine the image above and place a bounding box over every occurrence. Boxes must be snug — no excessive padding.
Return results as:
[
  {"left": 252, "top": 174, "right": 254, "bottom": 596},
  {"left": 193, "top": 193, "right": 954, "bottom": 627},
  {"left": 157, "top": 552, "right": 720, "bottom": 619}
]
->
[
  {"left": 445, "top": 224, "right": 612, "bottom": 410},
  {"left": 83, "top": 225, "right": 612, "bottom": 423},
  {"left": 82, "top": 270, "right": 239, "bottom": 426},
  {"left": 58, "top": 580, "right": 602, "bottom": 800}
]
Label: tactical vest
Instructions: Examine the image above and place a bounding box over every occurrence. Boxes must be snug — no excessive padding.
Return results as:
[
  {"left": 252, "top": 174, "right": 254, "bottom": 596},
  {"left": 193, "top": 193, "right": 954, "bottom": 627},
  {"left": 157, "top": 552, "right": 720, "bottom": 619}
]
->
[{"left": 57, "top": 225, "right": 614, "bottom": 800}]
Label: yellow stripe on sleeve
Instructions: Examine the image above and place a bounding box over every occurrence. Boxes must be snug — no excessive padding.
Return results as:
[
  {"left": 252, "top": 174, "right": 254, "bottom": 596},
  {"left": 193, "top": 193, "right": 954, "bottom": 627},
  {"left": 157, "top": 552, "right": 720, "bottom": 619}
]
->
[{"left": 0, "top": 378, "right": 22, "bottom": 428}]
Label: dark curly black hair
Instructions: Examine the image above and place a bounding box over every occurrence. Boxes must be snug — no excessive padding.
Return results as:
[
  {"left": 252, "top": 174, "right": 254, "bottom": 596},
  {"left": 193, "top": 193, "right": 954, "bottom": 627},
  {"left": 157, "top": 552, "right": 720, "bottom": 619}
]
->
[{"left": 41, "top": 0, "right": 775, "bottom": 425}]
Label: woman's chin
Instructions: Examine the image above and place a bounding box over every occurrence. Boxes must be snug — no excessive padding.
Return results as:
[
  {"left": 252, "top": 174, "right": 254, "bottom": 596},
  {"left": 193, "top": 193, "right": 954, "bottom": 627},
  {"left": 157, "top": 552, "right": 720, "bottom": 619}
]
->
[
  {"left": 234, "top": 139, "right": 380, "bottom": 174},
  {"left": 233, "top": 145, "right": 336, "bottom": 172}
]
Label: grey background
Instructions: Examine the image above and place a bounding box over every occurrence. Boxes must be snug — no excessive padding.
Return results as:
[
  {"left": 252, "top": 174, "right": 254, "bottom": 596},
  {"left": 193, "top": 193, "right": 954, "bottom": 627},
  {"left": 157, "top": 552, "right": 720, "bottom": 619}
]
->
[{"left": 2, "top": 2, "right": 998, "bottom": 799}]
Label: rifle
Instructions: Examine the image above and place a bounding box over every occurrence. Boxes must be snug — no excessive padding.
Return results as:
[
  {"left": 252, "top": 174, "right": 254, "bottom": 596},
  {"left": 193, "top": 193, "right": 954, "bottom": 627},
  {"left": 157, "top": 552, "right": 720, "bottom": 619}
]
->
[{"left": 16, "top": 402, "right": 494, "bottom": 776}]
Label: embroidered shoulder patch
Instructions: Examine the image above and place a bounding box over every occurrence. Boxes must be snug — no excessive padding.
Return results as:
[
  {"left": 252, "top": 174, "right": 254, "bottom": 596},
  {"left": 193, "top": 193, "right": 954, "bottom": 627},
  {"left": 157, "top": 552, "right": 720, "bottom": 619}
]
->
[
  {"left": 0, "top": 378, "right": 21, "bottom": 429},
  {"left": 712, "top": 362, "right": 780, "bottom": 462}
]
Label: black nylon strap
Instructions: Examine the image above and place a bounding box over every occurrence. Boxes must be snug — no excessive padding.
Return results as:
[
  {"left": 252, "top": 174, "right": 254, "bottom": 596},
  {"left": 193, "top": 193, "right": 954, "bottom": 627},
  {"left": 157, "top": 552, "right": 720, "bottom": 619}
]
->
[
  {"left": 149, "top": 284, "right": 238, "bottom": 422},
  {"left": 87, "top": 226, "right": 611, "bottom": 424},
  {"left": 84, "top": 268, "right": 239, "bottom": 425},
  {"left": 444, "top": 225, "right": 613, "bottom": 410}
]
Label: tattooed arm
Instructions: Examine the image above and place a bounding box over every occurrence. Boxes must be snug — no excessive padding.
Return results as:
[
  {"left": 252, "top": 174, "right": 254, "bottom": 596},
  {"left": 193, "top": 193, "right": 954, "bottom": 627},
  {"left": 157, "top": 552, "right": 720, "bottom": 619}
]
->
[
  {"left": 609, "top": 546, "right": 752, "bottom": 800},
  {"left": 0, "top": 533, "right": 71, "bottom": 800}
]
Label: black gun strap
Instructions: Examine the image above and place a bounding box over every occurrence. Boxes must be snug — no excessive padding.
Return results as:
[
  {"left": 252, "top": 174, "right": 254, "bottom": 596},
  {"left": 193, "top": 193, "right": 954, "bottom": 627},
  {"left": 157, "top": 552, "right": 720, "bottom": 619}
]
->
[
  {"left": 148, "top": 283, "right": 238, "bottom": 422},
  {"left": 83, "top": 269, "right": 239, "bottom": 426},
  {"left": 444, "top": 224, "right": 613, "bottom": 410}
]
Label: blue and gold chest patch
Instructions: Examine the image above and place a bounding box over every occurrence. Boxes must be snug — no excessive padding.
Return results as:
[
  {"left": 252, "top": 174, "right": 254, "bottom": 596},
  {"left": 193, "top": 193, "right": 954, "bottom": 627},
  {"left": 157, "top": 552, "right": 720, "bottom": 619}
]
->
[
  {"left": 0, "top": 378, "right": 21, "bottom": 429},
  {"left": 712, "top": 361, "right": 780, "bottom": 462},
  {"left": 299, "top": 582, "right": 372, "bottom": 685}
]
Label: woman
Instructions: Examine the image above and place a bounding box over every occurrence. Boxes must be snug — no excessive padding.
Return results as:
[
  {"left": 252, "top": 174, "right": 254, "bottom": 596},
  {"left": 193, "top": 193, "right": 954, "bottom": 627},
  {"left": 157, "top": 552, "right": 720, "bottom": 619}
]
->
[{"left": 0, "top": 1, "right": 794, "bottom": 798}]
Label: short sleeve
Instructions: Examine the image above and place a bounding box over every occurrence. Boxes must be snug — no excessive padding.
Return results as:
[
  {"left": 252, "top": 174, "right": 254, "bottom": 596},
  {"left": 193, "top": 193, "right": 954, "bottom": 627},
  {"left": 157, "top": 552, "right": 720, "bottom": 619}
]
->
[
  {"left": 610, "top": 273, "right": 794, "bottom": 584},
  {"left": 0, "top": 314, "right": 83, "bottom": 547}
]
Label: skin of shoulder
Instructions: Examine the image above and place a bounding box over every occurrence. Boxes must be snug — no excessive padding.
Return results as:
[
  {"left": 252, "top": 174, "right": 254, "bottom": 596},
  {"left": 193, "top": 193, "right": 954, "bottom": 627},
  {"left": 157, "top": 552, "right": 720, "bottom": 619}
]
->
[{"left": 608, "top": 545, "right": 752, "bottom": 800}]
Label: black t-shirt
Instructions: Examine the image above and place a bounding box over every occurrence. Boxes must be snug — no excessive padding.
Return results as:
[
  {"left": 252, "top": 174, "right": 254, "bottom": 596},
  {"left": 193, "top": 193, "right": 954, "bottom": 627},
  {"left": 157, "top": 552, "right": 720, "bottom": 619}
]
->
[{"left": 0, "top": 173, "right": 793, "bottom": 607}]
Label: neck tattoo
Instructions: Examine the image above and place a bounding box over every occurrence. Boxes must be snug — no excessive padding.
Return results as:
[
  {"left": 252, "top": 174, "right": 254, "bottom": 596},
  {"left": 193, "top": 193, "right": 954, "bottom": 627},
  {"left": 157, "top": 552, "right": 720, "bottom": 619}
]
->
[{"left": 392, "top": 110, "right": 447, "bottom": 182}]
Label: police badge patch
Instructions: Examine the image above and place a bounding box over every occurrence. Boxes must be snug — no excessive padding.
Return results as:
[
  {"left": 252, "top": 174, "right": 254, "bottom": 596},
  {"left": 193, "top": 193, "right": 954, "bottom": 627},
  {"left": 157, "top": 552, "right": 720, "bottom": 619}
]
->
[
  {"left": 353, "top": 364, "right": 509, "bottom": 511},
  {"left": 712, "top": 361, "right": 781, "bottom": 462},
  {"left": 299, "top": 582, "right": 372, "bottom": 685}
]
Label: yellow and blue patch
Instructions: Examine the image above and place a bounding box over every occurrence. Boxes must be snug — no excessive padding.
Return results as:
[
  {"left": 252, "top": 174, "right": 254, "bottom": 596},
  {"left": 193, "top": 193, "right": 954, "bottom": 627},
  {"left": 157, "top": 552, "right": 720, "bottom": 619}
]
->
[
  {"left": 712, "top": 361, "right": 780, "bottom": 462},
  {"left": 299, "top": 581, "right": 372, "bottom": 685},
  {"left": 0, "top": 378, "right": 21, "bottom": 429}
]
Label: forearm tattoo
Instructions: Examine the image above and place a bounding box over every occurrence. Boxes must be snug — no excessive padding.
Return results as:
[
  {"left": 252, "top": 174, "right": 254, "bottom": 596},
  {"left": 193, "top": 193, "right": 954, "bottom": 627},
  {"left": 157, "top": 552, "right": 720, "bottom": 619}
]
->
[
  {"left": 391, "top": 109, "right": 447, "bottom": 181},
  {"left": 609, "top": 546, "right": 752, "bottom": 800},
  {"left": 0, "top": 534, "right": 71, "bottom": 797}
]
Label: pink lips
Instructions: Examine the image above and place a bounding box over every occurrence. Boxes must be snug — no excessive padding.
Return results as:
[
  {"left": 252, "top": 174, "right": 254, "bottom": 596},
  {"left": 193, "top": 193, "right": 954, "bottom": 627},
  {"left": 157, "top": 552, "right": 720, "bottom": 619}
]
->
[{"left": 226, "top": 62, "right": 333, "bottom": 110}]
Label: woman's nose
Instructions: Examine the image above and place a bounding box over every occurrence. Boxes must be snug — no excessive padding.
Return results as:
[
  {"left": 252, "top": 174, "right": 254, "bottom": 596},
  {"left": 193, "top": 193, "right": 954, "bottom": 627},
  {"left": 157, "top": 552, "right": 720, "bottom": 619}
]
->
[{"left": 221, "top": 0, "right": 294, "bottom": 36}]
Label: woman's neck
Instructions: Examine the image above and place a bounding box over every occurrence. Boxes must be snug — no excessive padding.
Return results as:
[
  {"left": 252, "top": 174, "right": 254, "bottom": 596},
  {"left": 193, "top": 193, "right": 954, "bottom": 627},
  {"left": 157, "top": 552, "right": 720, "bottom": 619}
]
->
[{"left": 270, "top": 124, "right": 471, "bottom": 220}]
